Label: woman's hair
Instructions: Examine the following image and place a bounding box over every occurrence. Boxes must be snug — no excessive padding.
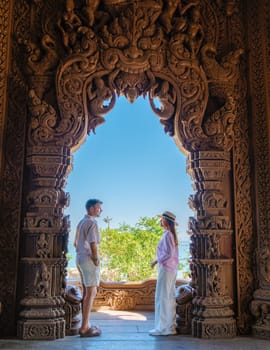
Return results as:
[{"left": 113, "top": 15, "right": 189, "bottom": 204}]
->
[{"left": 165, "top": 219, "right": 178, "bottom": 246}]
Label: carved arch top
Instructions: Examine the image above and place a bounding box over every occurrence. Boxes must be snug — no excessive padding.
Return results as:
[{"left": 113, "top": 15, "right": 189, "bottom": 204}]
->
[{"left": 18, "top": 0, "right": 243, "bottom": 152}]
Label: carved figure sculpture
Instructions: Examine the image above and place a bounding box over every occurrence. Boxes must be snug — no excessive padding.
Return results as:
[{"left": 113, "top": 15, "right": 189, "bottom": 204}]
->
[
  {"left": 201, "top": 43, "right": 244, "bottom": 96},
  {"left": 159, "top": 0, "right": 178, "bottom": 33},
  {"left": 34, "top": 262, "right": 50, "bottom": 297},
  {"left": 36, "top": 233, "right": 50, "bottom": 258},
  {"left": 57, "top": 0, "right": 82, "bottom": 53},
  {"left": 64, "top": 285, "right": 82, "bottom": 335},
  {"left": 175, "top": 284, "right": 193, "bottom": 334},
  {"left": 207, "top": 264, "right": 220, "bottom": 297},
  {"left": 83, "top": 0, "right": 101, "bottom": 26},
  {"left": 20, "top": 34, "right": 58, "bottom": 76},
  {"left": 185, "top": 5, "right": 204, "bottom": 56},
  {"left": 207, "top": 234, "right": 220, "bottom": 259}
]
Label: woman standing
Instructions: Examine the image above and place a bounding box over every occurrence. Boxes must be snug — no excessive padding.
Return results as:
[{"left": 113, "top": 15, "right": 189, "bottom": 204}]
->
[{"left": 149, "top": 211, "right": 179, "bottom": 336}]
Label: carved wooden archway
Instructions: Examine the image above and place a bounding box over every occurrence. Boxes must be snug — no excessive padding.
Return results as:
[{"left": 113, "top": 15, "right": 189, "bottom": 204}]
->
[{"left": 14, "top": 0, "right": 247, "bottom": 340}]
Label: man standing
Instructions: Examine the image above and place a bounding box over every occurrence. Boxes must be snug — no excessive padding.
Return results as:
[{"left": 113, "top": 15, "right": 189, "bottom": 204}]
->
[{"left": 74, "top": 198, "right": 103, "bottom": 337}]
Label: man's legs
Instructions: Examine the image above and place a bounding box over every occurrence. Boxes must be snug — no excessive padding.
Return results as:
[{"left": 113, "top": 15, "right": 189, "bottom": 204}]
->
[{"left": 80, "top": 285, "right": 97, "bottom": 332}]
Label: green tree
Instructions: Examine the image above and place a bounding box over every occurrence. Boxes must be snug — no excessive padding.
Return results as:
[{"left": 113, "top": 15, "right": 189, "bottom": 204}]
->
[
  {"left": 99, "top": 216, "right": 162, "bottom": 281},
  {"left": 134, "top": 216, "right": 163, "bottom": 235},
  {"left": 99, "top": 215, "right": 190, "bottom": 282}
]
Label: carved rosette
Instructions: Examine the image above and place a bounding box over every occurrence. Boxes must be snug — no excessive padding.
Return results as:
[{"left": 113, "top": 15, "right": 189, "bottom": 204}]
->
[{"left": 187, "top": 151, "right": 236, "bottom": 338}]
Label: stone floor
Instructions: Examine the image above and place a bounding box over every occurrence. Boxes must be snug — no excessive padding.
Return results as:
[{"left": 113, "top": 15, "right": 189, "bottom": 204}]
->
[{"left": 0, "top": 310, "right": 269, "bottom": 350}]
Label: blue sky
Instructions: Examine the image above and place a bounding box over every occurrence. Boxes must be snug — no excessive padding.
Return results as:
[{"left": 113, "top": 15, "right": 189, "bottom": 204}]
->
[{"left": 65, "top": 96, "right": 193, "bottom": 245}]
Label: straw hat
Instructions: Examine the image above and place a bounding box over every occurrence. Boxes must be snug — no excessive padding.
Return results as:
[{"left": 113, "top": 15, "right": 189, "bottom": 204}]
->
[{"left": 159, "top": 211, "right": 178, "bottom": 225}]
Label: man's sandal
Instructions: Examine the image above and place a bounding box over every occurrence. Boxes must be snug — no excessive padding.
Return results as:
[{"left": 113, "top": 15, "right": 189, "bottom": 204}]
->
[{"left": 79, "top": 326, "right": 101, "bottom": 337}]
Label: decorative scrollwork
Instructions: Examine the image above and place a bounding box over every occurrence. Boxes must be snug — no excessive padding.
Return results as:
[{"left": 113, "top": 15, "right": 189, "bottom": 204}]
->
[
  {"left": 149, "top": 79, "right": 177, "bottom": 136},
  {"left": 28, "top": 89, "right": 57, "bottom": 145},
  {"left": 199, "top": 43, "right": 243, "bottom": 150},
  {"left": 19, "top": 34, "right": 59, "bottom": 76},
  {"left": 87, "top": 76, "right": 116, "bottom": 132}
]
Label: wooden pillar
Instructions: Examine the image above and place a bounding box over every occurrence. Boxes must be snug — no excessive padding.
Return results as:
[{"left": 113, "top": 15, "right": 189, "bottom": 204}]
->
[
  {"left": 187, "top": 150, "right": 236, "bottom": 338},
  {"left": 17, "top": 145, "right": 71, "bottom": 340}
]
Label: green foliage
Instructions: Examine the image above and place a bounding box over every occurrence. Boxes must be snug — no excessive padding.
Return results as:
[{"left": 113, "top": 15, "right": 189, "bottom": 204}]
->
[
  {"left": 99, "top": 216, "right": 163, "bottom": 282},
  {"left": 98, "top": 215, "right": 191, "bottom": 282},
  {"left": 66, "top": 252, "right": 72, "bottom": 262}
]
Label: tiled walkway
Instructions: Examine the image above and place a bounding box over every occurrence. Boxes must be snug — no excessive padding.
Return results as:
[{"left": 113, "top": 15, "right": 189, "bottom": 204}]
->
[{"left": 0, "top": 309, "right": 269, "bottom": 349}]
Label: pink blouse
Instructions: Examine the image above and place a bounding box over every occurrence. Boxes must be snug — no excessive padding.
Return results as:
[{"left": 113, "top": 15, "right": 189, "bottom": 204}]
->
[{"left": 156, "top": 230, "right": 179, "bottom": 272}]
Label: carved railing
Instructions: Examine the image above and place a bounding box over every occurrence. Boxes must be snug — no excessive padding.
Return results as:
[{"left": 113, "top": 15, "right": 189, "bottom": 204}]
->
[{"left": 68, "top": 278, "right": 185, "bottom": 311}]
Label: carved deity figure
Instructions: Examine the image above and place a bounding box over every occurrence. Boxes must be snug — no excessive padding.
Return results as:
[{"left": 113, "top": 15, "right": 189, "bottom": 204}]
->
[
  {"left": 34, "top": 262, "right": 50, "bottom": 297},
  {"left": 207, "top": 264, "right": 221, "bottom": 297},
  {"left": 207, "top": 234, "right": 220, "bottom": 259},
  {"left": 83, "top": 0, "right": 100, "bottom": 26},
  {"left": 57, "top": 0, "right": 82, "bottom": 53},
  {"left": 159, "top": 0, "right": 179, "bottom": 33},
  {"left": 82, "top": 0, "right": 110, "bottom": 31},
  {"left": 184, "top": 4, "right": 204, "bottom": 57},
  {"left": 36, "top": 233, "right": 50, "bottom": 258}
]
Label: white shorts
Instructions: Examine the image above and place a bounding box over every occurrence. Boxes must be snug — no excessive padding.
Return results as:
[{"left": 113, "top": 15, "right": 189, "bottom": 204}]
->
[{"left": 76, "top": 255, "right": 100, "bottom": 287}]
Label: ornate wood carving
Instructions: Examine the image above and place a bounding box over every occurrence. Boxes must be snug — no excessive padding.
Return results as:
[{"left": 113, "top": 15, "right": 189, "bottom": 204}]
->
[
  {"left": 187, "top": 151, "right": 236, "bottom": 338},
  {"left": 69, "top": 278, "right": 184, "bottom": 311},
  {"left": 0, "top": 0, "right": 10, "bottom": 169},
  {"left": 0, "top": 0, "right": 29, "bottom": 337},
  {"left": 13, "top": 0, "right": 244, "bottom": 340},
  {"left": 1, "top": 0, "right": 267, "bottom": 341},
  {"left": 64, "top": 285, "right": 82, "bottom": 335},
  {"left": 248, "top": 0, "right": 270, "bottom": 339},
  {"left": 231, "top": 1, "right": 255, "bottom": 335},
  {"left": 176, "top": 283, "right": 193, "bottom": 334}
]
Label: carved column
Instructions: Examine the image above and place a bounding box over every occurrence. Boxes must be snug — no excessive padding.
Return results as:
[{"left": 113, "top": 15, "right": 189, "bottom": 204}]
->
[
  {"left": 187, "top": 151, "right": 236, "bottom": 338},
  {"left": 17, "top": 145, "right": 71, "bottom": 340}
]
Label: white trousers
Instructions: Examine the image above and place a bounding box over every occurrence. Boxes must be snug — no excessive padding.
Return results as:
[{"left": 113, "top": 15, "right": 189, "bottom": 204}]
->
[{"left": 154, "top": 264, "right": 177, "bottom": 332}]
